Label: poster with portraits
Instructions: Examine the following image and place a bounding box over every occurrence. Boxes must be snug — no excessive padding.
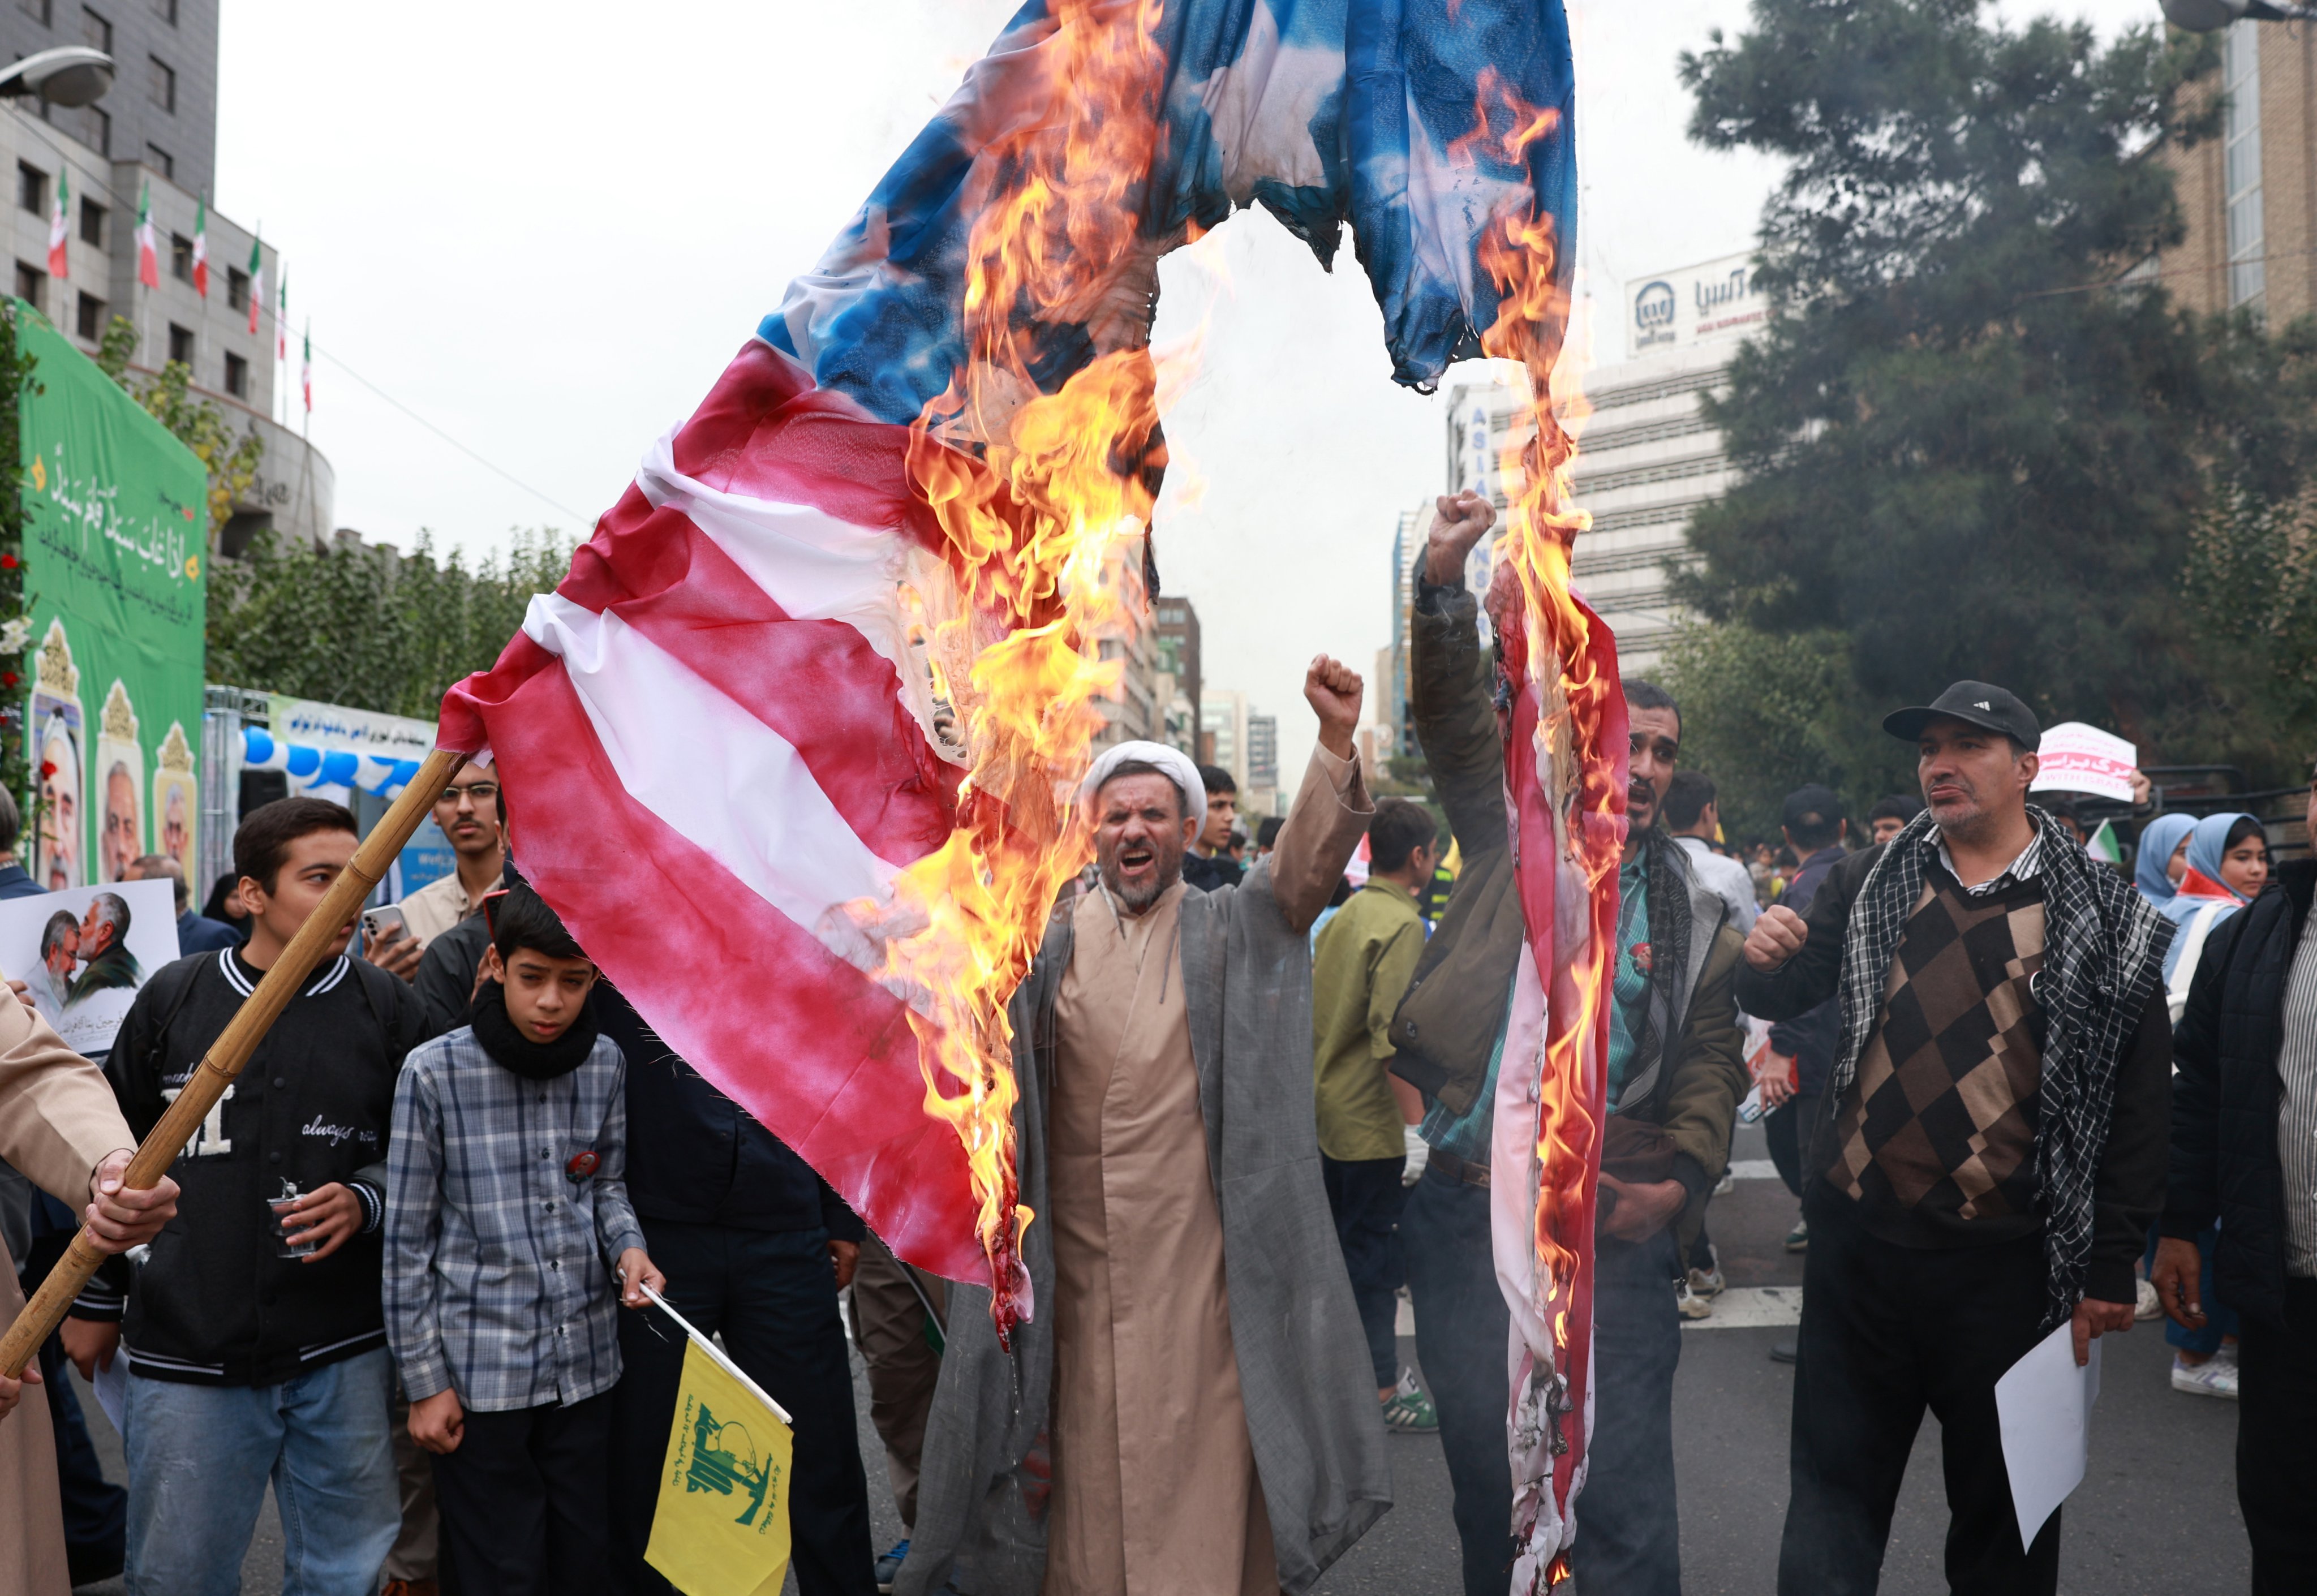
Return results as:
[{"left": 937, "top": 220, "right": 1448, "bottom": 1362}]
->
[
  {"left": 95, "top": 681, "right": 143, "bottom": 884},
  {"left": 153, "top": 722, "right": 198, "bottom": 883},
  {"left": 31, "top": 620, "right": 84, "bottom": 894},
  {"left": 14, "top": 311, "right": 208, "bottom": 898},
  {"left": 1, "top": 877, "right": 179, "bottom": 1056}
]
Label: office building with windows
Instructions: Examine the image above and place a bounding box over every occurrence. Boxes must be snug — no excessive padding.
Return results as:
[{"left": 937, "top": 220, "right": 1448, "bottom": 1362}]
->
[
  {"left": 0, "top": 0, "right": 333, "bottom": 546},
  {"left": 2153, "top": 19, "right": 2311, "bottom": 320},
  {"left": 1154, "top": 593, "right": 1202, "bottom": 760},
  {"left": 1437, "top": 252, "right": 1766, "bottom": 679},
  {"left": 1201, "top": 688, "right": 1248, "bottom": 793}
]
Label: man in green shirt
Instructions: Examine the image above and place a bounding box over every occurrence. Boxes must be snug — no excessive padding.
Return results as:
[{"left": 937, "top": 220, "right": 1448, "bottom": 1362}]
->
[{"left": 1313, "top": 797, "right": 1440, "bottom": 1430}]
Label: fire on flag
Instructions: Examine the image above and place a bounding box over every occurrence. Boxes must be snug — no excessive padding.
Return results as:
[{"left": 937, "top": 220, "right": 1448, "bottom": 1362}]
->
[{"left": 438, "top": 1, "right": 1605, "bottom": 1568}]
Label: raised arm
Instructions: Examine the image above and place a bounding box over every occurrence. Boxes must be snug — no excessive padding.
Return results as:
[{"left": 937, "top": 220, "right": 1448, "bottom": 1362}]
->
[
  {"left": 1409, "top": 494, "right": 1508, "bottom": 863},
  {"left": 1268, "top": 656, "right": 1376, "bottom": 933}
]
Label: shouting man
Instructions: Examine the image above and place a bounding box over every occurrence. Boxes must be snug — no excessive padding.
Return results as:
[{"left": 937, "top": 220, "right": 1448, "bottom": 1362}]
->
[{"left": 904, "top": 657, "right": 1387, "bottom": 1596}]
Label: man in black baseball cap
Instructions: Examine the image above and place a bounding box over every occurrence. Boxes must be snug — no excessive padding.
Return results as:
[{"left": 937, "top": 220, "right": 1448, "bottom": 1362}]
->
[
  {"left": 1880, "top": 679, "right": 2041, "bottom": 750},
  {"left": 1730, "top": 679, "right": 2173, "bottom": 1595}
]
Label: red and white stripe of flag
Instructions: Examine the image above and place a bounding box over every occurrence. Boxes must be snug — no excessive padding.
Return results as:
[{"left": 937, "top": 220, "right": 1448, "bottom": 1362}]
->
[{"left": 440, "top": 339, "right": 994, "bottom": 1282}]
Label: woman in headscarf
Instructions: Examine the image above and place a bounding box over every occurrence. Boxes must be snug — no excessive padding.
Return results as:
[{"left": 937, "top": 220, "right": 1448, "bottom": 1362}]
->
[
  {"left": 2133, "top": 812, "right": 2196, "bottom": 910},
  {"left": 2161, "top": 812, "right": 2265, "bottom": 988},
  {"left": 2156, "top": 811, "right": 2269, "bottom": 1400}
]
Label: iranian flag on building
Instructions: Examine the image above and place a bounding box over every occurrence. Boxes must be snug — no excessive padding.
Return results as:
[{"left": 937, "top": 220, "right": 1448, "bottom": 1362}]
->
[
  {"left": 300, "top": 321, "right": 311, "bottom": 412},
  {"left": 276, "top": 272, "right": 287, "bottom": 360},
  {"left": 191, "top": 197, "right": 208, "bottom": 297},
  {"left": 247, "top": 233, "right": 263, "bottom": 334},
  {"left": 135, "top": 180, "right": 159, "bottom": 289},
  {"left": 46, "top": 169, "right": 68, "bottom": 281}
]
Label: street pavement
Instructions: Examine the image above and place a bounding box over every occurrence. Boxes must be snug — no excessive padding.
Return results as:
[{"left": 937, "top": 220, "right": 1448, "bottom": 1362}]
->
[
  {"left": 1305, "top": 1120, "right": 2248, "bottom": 1596},
  {"left": 62, "top": 1120, "right": 2247, "bottom": 1594}
]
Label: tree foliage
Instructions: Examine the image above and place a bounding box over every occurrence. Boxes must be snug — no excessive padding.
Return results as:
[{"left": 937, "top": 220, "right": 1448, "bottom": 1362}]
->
[
  {"left": 206, "top": 528, "right": 573, "bottom": 719},
  {"left": 96, "top": 316, "right": 263, "bottom": 537},
  {"left": 1662, "top": 618, "right": 1915, "bottom": 843},
  {"left": 2183, "top": 479, "right": 2317, "bottom": 758},
  {"left": 1670, "top": 0, "right": 2317, "bottom": 798}
]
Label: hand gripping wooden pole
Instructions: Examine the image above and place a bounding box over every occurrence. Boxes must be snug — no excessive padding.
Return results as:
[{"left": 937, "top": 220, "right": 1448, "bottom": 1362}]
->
[{"left": 0, "top": 746, "right": 468, "bottom": 1377}]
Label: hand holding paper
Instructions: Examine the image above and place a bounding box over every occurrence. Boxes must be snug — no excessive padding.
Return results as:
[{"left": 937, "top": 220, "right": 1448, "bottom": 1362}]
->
[{"left": 1996, "top": 1320, "right": 2104, "bottom": 1551}]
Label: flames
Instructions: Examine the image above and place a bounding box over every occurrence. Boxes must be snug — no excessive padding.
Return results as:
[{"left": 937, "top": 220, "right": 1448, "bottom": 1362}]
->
[
  {"left": 876, "top": 0, "right": 1175, "bottom": 1342},
  {"left": 1468, "top": 78, "right": 1620, "bottom": 1589}
]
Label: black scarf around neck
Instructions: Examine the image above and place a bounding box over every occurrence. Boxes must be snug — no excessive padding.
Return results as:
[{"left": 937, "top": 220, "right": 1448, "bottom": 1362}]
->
[{"left": 469, "top": 978, "right": 599, "bottom": 1081}]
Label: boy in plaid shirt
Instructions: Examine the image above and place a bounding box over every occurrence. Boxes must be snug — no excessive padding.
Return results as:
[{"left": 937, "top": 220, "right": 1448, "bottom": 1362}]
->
[{"left": 384, "top": 883, "right": 664, "bottom": 1594}]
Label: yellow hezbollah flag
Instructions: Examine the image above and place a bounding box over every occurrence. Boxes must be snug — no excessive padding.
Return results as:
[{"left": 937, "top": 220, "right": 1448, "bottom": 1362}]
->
[{"left": 643, "top": 1305, "right": 793, "bottom": 1596}]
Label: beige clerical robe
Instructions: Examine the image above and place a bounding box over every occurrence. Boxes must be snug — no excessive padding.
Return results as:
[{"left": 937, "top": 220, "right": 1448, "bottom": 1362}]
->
[
  {"left": 0, "top": 980, "right": 138, "bottom": 1596},
  {"left": 1042, "top": 747, "right": 1368, "bottom": 1596}
]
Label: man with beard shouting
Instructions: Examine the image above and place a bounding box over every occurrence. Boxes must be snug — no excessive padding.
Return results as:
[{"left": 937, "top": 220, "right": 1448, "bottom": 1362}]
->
[{"left": 901, "top": 656, "right": 1389, "bottom": 1596}]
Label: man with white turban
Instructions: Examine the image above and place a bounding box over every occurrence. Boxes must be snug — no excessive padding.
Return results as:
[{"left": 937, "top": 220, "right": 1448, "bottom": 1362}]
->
[{"left": 902, "top": 656, "right": 1390, "bottom": 1596}]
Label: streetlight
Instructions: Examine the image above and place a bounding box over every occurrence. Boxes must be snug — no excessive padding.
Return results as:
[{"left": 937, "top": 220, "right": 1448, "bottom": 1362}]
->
[
  {"left": 0, "top": 46, "right": 113, "bottom": 109},
  {"left": 2161, "top": 0, "right": 2317, "bottom": 28}
]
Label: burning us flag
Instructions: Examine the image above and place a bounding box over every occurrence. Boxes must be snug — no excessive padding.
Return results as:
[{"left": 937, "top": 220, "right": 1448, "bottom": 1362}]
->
[{"left": 439, "top": 0, "right": 1605, "bottom": 1575}]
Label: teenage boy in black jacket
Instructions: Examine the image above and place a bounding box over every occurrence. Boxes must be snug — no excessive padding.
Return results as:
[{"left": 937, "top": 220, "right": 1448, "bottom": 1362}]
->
[
  {"left": 603, "top": 985, "right": 878, "bottom": 1596},
  {"left": 62, "top": 797, "right": 431, "bottom": 1596},
  {"left": 2157, "top": 764, "right": 2317, "bottom": 1592}
]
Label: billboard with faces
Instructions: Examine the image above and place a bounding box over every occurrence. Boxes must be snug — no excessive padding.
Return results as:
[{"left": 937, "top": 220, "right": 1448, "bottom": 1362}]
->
[{"left": 15, "top": 306, "right": 209, "bottom": 897}]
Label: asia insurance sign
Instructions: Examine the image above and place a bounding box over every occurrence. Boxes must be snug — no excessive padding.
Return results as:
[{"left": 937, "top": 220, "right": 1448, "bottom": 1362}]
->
[{"left": 1627, "top": 252, "right": 1769, "bottom": 360}]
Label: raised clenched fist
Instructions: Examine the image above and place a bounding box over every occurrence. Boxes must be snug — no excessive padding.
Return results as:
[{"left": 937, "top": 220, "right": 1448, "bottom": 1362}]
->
[
  {"left": 1304, "top": 656, "right": 1364, "bottom": 757},
  {"left": 1425, "top": 491, "right": 1497, "bottom": 586},
  {"left": 1744, "top": 904, "right": 1809, "bottom": 973}
]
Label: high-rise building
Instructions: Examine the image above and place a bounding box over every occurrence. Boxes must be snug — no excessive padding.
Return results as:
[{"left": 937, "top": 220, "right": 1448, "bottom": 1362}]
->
[
  {"left": 1442, "top": 251, "right": 1765, "bottom": 678},
  {"left": 0, "top": 0, "right": 219, "bottom": 200},
  {"left": 0, "top": 0, "right": 334, "bottom": 549},
  {"left": 1201, "top": 688, "right": 1247, "bottom": 790},
  {"left": 2151, "top": 20, "right": 2308, "bottom": 321},
  {"left": 1245, "top": 712, "right": 1276, "bottom": 789},
  {"left": 1381, "top": 504, "right": 1429, "bottom": 770},
  {"left": 1154, "top": 593, "right": 1202, "bottom": 758},
  {"left": 1089, "top": 544, "right": 1163, "bottom": 751},
  {"left": 1090, "top": 618, "right": 1160, "bottom": 751}
]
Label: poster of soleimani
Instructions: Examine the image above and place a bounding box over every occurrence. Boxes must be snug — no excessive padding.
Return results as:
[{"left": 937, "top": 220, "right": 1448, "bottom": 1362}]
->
[{"left": 0, "top": 876, "right": 179, "bottom": 1055}]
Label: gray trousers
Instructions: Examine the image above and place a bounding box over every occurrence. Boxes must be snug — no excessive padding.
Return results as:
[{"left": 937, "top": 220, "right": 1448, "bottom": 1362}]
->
[{"left": 846, "top": 1232, "right": 947, "bottom": 1531}]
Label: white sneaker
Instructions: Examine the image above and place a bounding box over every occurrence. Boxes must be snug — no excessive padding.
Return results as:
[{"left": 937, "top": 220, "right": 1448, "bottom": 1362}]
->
[
  {"left": 1712, "top": 1169, "right": 1736, "bottom": 1197},
  {"left": 2171, "top": 1354, "right": 2241, "bottom": 1400},
  {"left": 2135, "top": 1277, "right": 2162, "bottom": 1322},
  {"left": 1677, "top": 1279, "right": 1715, "bottom": 1320}
]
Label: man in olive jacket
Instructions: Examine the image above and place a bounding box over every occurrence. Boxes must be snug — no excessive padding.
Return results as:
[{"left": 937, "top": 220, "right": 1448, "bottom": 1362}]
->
[{"left": 1387, "top": 492, "right": 1747, "bottom": 1596}]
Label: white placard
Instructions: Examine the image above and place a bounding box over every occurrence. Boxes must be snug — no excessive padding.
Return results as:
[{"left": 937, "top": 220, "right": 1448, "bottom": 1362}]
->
[
  {"left": 1995, "top": 1320, "right": 2103, "bottom": 1549},
  {"left": 0, "top": 879, "right": 181, "bottom": 1056},
  {"left": 2032, "top": 721, "right": 2137, "bottom": 805}
]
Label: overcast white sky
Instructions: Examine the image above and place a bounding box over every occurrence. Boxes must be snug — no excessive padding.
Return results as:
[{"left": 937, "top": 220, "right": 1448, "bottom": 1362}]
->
[{"left": 212, "top": 0, "right": 2123, "bottom": 777}]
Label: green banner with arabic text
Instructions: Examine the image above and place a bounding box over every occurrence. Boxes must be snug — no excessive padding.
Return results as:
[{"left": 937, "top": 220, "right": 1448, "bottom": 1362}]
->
[{"left": 16, "top": 306, "right": 209, "bottom": 894}]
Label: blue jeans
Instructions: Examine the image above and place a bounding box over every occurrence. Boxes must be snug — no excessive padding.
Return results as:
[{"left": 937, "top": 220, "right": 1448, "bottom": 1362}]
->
[
  {"left": 1402, "top": 1168, "right": 1511, "bottom": 1596},
  {"left": 123, "top": 1348, "right": 399, "bottom": 1596},
  {"left": 1570, "top": 1228, "right": 1684, "bottom": 1596},
  {"left": 1322, "top": 1154, "right": 1408, "bottom": 1390}
]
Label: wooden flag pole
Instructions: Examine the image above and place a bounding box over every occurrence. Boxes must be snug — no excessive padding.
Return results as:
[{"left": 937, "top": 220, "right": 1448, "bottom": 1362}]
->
[{"left": 0, "top": 745, "right": 468, "bottom": 1376}]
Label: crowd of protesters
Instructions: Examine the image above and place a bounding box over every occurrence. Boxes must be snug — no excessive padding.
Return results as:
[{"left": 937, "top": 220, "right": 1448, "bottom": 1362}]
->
[{"left": 0, "top": 485, "right": 2312, "bottom": 1596}]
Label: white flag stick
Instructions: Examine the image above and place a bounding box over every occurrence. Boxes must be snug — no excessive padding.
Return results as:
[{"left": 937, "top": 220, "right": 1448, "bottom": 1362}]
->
[{"left": 636, "top": 1281, "right": 794, "bottom": 1425}]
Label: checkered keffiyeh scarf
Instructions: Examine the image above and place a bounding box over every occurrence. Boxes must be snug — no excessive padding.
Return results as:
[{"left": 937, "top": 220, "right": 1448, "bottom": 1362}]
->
[{"left": 1831, "top": 806, "right": 2173, "bottom": 1328}]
